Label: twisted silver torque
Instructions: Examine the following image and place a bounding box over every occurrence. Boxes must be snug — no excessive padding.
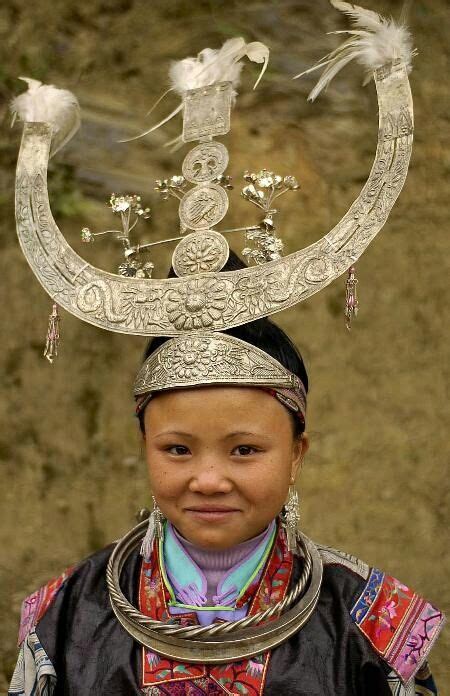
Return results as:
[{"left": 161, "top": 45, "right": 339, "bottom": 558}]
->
[{"left": 106, "top": 520, "right": 323, "bottom": 663}]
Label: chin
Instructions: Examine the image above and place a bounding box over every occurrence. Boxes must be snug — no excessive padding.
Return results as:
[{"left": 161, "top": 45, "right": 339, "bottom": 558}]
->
[{"left": 183, "top": 527, "right": 239, "bottom": 550}]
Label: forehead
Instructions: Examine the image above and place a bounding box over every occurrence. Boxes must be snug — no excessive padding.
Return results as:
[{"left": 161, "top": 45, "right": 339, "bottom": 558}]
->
[{"left": 143, "top": 385, "right": 291, "bottom": 431}]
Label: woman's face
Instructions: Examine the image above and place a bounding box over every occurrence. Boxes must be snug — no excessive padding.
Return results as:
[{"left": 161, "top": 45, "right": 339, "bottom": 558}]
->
[{"left": 143, "top": 386, "right": 308, "bottom": 549}]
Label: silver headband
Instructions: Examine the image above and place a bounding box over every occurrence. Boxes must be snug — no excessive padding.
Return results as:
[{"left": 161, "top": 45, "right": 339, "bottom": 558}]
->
[{"left": 133, "top": 333, "right": 306, "bottom": 422}]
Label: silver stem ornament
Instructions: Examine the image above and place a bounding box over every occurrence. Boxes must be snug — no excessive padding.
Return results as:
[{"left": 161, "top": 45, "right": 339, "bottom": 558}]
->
[{"left": 81, "top": 194, "right": 152, "bottom": 278}]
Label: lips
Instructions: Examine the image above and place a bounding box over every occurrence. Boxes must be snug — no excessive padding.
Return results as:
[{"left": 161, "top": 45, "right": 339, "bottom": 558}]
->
[
  {"left": 184, "top": 506, "right": 240, "bottom": 522},
  {"left": 186, "top": 506, "right": 238, "bottom": 513}
]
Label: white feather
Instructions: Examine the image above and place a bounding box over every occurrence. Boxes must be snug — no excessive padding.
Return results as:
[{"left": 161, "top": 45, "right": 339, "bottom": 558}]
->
[
  {"left": 169, "top": 37, "right": 269, "bottom": 96},
  {"left": 294, "top": 0, "right": 415, "bottom": 100},
  {"left": 122, "top": 37, "right": 269, "bottom": 143},
  {"left": 330, "top": 0, "right": 384, "bottom": 31},
  {"left": 11, "top": 77, "right": 80, "bottom": 156}
]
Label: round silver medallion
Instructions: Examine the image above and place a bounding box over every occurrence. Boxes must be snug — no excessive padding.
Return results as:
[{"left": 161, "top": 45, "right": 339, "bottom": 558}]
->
[
  {"left": 172, "top": 230, "right": 230, "bottom": 277},
  {"left": 182, "top": 142, "right": 229, "bottom": 184},
  {"left": 179, "top": 183, "right": 229, "bottom": 231}
]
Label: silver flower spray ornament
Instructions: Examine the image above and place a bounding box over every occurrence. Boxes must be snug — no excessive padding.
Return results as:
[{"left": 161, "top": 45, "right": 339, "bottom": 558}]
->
[
  {"left": 81, "top": 193, "right": 153, "bottom": 279},
  {"left": 241, "top": 170, "right": 300, "bottom": 265}
]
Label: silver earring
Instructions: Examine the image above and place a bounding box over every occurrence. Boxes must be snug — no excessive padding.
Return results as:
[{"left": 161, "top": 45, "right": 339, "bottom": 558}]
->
[
  {"left": 282, "top": 485, "right": 300, "bottom": 554},
  {"left": 140, "top": 496, "right": 164, "bottom": 561}
]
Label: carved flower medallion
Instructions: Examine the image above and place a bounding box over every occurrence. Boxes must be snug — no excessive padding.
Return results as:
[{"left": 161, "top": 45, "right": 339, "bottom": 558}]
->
[
  {"left": 160, "top": 337, "right": 217, "bottom": 379},
  {"left": 172, "top": 230, "right": 230, "bottom": 277},
  {"left": 165, "top": 278, "right": 229, "bottom": 330}
]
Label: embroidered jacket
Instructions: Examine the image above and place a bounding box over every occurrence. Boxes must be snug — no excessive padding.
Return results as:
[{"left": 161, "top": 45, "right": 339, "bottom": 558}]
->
[{"left": 9, "top": 528, "right": 444, "bottom": 696}]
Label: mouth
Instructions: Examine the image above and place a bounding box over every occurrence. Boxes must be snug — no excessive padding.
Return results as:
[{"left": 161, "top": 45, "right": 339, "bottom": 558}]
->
[{"left": 184, "top": 506, "right": 240, "bottom": 522}]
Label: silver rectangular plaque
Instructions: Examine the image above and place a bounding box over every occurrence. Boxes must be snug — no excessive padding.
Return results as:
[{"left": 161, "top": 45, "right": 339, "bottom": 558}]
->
[{"left": 182, "top": 81, "right": 232, "bottom": 143}]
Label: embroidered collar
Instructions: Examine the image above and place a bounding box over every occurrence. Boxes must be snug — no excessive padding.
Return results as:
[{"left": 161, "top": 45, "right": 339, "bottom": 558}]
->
[
  {"left": 161, "top": 521, "right": 276, "bottom": 612},
  {"left": 139, "top": 520, "right": 294, "bottom": 693}
]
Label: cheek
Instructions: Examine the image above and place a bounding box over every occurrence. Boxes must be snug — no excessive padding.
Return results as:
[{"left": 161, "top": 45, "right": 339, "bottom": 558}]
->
[
  {"left": 238, "top": 454, "right": 292, "bottom": 505},
  {"left": 145, "top": 449, "right": 179, "bottom": 497}
]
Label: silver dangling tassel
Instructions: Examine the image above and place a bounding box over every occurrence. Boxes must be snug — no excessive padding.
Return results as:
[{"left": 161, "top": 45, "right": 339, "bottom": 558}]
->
[
  {"left": 44, "top": 303, "right": 61, "bottom": 363},
  {"left": 140, "top": 496, "right": 164, "bottom": 561},
  {"left": 345, "top": 265, "right": 359, "bottom": 330},
  {"left": 282, "top": 485, "right": 301, "bottom": 555}
]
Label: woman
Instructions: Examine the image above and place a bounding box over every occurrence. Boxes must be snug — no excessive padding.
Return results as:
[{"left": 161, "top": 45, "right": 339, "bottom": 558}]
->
[
  {"left": 8, "top": 257, "right": 444, "bottom": 696},
  {"left": 8, "top": 2, "right": 445, "bottom": 693}
]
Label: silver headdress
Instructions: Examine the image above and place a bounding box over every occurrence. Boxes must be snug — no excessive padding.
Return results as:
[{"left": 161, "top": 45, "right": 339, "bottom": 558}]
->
[
  {"left": 11, "top": 0, "right": 415, "bottom": 662},
  {"left": 11, "top": 1, "right": 413, "bottom": 343}
]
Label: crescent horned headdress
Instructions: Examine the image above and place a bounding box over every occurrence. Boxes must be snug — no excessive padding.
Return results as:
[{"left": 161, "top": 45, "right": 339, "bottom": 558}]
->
[
  {"left": 11, "top": 0, "right": 416, "bottom": 662},
  {"left": 12, "top": 0, "right": 414, "bottom": 348}
]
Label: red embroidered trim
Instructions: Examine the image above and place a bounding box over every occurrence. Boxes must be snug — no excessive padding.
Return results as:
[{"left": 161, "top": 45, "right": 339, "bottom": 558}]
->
[
  {"left": 18, "top": 565, "right": 76, "bottom": 645},
  {"left": 351, "top": 569, "right": 445, "bottom": 683},
  {"left": 139, "top": 528, "right": 293, "bottom": 695}
]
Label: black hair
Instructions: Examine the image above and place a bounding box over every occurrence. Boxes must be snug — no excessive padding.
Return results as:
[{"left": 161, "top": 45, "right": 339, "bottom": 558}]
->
[{"left": 138, "top": 251, "right": 308, "bottom": 438}]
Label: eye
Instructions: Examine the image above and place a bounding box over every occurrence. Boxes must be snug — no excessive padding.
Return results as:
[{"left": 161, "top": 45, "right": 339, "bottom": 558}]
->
[
  {"left": 166, "top": 445, "right": 191, "bottom": 456},
  {"left": 232, "top": 445, "right": 260, "bottom": 457}
]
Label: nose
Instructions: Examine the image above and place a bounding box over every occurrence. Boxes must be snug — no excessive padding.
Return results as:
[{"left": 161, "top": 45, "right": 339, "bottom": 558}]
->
[{"left": 188, "top": 458, "right": 233, "bottom": 495}]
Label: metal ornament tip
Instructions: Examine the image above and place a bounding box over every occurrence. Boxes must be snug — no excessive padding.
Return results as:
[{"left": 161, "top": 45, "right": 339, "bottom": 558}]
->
[
  {"left": 345, "top": 266, "right": 359, "bottom": 330},
  {"left": 43, "top": 303, "right": 61, "bottom": 363}
]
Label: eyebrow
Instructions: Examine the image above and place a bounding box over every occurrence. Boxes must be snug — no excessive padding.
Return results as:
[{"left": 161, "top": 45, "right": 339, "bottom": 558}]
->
[
  {"left": 151, "top": 431, "right": 194, "bottom": 440},
  {"left": 150, "top": 430, "right": 265, "bottom": 441},
  {"left": 224, "top": 431, "right": 264, "bottom": 439}
]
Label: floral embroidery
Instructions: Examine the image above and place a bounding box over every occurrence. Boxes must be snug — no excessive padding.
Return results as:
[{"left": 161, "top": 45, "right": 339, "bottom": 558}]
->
[
  {"left": 139, "top": 528, "right": 293, "bottom": 694},
  {"left": 351, "top": 568, "right": 445, "bottom": 684},
  {"left": 18, "top": 565, "right": 76, "bottom": 645}
]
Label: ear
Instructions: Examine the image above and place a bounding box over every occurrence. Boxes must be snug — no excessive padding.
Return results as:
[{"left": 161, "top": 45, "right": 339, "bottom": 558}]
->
[{"left": 290, "top": 432, "right": 309, "bottom": 481}]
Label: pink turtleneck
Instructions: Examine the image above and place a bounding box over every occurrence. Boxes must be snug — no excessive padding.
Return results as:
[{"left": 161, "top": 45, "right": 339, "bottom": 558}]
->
[{"left": 172, "top": 525, "right": 271, "bottom": 603}]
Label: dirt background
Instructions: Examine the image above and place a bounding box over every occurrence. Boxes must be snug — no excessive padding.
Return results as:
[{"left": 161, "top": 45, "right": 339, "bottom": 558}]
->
[{"left": 0, "top": 0, "right": 448, "bottom": 690}]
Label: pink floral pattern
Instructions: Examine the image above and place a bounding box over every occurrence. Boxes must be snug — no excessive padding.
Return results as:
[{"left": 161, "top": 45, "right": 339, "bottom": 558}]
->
[
  {"left": 351, "top": 568, "right": 445, "bottom": 683},
  {"left": 18, "top": 565, "right": 75, "bottom": 645}
]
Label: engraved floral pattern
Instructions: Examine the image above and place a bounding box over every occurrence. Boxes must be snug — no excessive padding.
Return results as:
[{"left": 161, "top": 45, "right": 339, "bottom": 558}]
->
[
  {"left": 178, "top": 236, "right": 219, "bottom": 273},
  {"left": 160, "top": 337, "right": 226, "bottom": 379},
  {"left": 172, "top": 232, "right": 229, "bottom": 276},
  {"left": 231, "top": 273, "right": 287, "bottom": 316},
  {"left": 165, "top": 278, "right": 228, "bottom": 330}
]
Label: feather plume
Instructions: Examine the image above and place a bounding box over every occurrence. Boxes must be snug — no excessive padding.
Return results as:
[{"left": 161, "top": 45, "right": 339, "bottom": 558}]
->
[
  {"left": 11, "top": 77, "right": 80, "bottom": 156},
  {"left": 169, "top": 38, "right": 269, "bottom": 96},
  {"left": 294, "top": 0, "right": 416, "bottom": 101},
  {"left": 121, "top": 38, "right": 269, "bottom": 143}
]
